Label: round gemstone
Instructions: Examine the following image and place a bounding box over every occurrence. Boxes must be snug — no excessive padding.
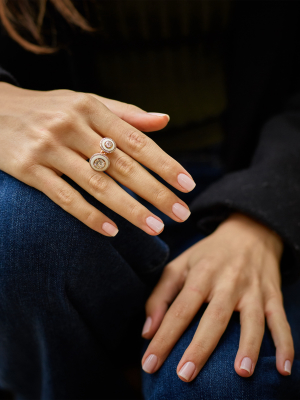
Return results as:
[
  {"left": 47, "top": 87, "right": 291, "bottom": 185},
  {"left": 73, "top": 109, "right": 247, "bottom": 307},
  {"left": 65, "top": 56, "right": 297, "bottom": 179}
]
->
[
  {"left": 105, "top": 140, "right": 113, "bottom": 148},
  {"left": 94, "top": 158, "right": 106, "bottom": 169}
]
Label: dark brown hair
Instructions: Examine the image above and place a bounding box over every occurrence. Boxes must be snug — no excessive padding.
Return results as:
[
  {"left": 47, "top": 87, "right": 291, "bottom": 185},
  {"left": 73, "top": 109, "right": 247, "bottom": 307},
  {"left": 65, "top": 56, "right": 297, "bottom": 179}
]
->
[{"left": 0, "top": 0, "right": 93, "bottom": 54}]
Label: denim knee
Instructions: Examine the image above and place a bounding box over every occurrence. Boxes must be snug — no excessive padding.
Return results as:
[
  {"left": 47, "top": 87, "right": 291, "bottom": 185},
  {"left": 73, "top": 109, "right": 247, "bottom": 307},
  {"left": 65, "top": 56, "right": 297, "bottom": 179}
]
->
[
  {"left": 143, "top": 308, "right": 300, "bottom": 400},
  {"left": 0, "top": 171, "right": 169, "bottom": 335}
]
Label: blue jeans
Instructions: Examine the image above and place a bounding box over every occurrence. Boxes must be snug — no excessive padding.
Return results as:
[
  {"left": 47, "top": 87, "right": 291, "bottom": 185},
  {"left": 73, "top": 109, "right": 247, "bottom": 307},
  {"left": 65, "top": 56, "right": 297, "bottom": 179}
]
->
[
  {"left": 0, "top": 171, "right": 169, "bottom": 399},
  {"left": 0, "top": 151, "right": 299, "bottom": 399},
  {"left": 142, "top": 244, "right": 300, "bottom": 400}
]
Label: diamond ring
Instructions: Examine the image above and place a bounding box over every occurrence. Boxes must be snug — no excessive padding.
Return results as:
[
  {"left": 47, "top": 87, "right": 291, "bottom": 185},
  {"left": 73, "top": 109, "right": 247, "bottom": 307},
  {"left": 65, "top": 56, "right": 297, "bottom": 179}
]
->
[{"left": 89, "top": 137, "right": 116, "bottom": 172}]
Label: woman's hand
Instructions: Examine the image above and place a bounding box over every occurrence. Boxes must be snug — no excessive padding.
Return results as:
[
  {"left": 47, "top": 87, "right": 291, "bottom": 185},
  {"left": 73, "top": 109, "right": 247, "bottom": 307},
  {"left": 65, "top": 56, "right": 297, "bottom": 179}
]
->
[
  {"left": 142, "top": 213, "right": 294, "bottom": 380},
  {"left": 0, "top": 82, "right": 195, "bottom": 236}
]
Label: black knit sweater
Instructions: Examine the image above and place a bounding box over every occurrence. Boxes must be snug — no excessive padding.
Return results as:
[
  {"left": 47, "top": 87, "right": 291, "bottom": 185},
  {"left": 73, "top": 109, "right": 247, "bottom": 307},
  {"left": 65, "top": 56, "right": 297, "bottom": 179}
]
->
[{"left": 1, "top": 1, "right": 300, "bottom": 282}]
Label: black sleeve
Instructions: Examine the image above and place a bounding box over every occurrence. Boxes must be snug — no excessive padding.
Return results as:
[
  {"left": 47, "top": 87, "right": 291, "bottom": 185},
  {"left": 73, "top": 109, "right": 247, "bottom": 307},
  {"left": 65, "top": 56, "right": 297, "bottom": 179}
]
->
[
  {"left": 190, "top": 95, "right": 300, "bottom": 283},
  {"left": 0, "top": 64, "right": 18, "bottom": 86}
]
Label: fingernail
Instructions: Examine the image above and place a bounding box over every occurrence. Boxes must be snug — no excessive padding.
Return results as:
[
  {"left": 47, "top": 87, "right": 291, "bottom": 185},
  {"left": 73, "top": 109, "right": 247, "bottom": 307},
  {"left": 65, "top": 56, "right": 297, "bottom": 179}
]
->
[
  {"left": 142, "top": 354, "right": 158, "bottom": 373},
  {"left": 178, "top": 362, "right": 196, "bottom": 381},
  {"left": 177, "top": 173, "right": 196, "bottom": 192},
  {"left": 148, "top": 112, "right": 170, "bottom": 121},
  {"left": 102, "top": 222, "right": 119, "bottom": 236},
  {"left": 284, "top": 360, "right": 291, "bottom": 375},
  {"left": 142, "top": 317, "right": 152, "bottom": 335},
  {"left": 240, "top": 357, "right": 252, "bottom": 373},
  {"left": 146, "top": 217, "right": 164, "bottom": 233},
  {"left": 172, "top": 203, "right": 191, "bottom": 221}
]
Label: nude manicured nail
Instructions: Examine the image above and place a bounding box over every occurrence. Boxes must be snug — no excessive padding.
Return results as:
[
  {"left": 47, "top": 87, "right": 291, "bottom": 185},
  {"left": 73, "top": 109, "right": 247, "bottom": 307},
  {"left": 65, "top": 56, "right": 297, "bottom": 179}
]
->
[
  {"left": 177, "top": 173, "right": 196, "bottom": 191},
  {"left": 102, "top": 222, "right": 118, "bottom": 236},
  {"left": 172, "top": 203, "right": 191, "bottom": 221},
  {"left": 146, "top": 217, "right": 164, "bottom": 233},
  {"left": 178, "top": 362, "right": 196, "bottom": 381},
  {"left": 240, "top": 357, "right": 252, "bottom": 373},
  {"left": 142, "top": 317, "right": 152, "bottom": 335},
  {"left": 142, "top": 354, "right": 158, "bottom": 373},
  {"left": 284, "top": 360, "right": 291, "bottom": 374},
  {"left": 148, "top": 112, "right": 170, "bottom": 121}
]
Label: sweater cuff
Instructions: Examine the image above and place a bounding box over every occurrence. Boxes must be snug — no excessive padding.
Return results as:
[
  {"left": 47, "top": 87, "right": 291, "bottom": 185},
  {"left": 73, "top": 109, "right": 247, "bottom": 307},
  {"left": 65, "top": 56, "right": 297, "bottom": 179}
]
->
[{"left": 0, "top": 66, "right": 18, "bottom": 86}]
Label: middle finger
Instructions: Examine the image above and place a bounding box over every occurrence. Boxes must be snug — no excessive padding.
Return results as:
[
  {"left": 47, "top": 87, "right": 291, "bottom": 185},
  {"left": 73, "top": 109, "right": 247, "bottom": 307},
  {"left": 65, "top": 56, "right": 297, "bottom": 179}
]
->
[{"left": 72, "top": 128, "right": 191, "bottom": 222}]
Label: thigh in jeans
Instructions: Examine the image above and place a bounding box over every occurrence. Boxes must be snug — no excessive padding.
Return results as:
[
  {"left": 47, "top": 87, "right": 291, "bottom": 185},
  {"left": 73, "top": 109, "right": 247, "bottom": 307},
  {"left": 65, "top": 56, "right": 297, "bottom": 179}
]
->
[
  {"left": 142, "top": 259, "right": 300, "bottom": 400},
  {"left": 0, "top": 171, "right": 169, "bottom": 399}
]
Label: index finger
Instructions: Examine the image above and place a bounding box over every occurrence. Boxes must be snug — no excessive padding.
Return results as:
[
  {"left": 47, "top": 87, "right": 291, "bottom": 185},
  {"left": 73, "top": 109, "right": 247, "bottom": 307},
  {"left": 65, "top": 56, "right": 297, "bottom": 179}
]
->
[{"left": 88, "top": 98, "right": 196, "bottom": 193}]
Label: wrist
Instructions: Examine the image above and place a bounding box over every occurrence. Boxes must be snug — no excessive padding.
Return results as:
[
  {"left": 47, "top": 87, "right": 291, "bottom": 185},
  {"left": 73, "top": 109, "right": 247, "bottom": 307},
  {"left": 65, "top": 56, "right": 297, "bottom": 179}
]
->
[{"left": 217, "top": 212, "right": 283, "bottom": 260}]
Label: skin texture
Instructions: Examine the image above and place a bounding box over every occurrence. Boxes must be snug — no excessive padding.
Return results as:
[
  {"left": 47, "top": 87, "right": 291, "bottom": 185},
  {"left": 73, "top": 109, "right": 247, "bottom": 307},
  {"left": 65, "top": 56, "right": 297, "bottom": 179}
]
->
[
  {"left": 0, "top": 83, "right": 292, "bottom": 380},
  {"left": 0, "top": 82, "right": 195, "bottom": 236},
  {"left": 142, "top": 213, "right": 294, "bottom": 380}
]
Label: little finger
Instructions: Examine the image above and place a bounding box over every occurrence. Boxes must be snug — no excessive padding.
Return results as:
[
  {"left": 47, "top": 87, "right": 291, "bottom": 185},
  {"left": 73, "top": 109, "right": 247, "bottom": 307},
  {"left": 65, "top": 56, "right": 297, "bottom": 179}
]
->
[
  {"left": 27, "top": 166, "right": 119, "bottom": 236},
  {"left": 265, "top": 292, "right": 294, "bottom": 376},
  {"left": 234, "top": 295, "right": 265, "bottom": 377}
]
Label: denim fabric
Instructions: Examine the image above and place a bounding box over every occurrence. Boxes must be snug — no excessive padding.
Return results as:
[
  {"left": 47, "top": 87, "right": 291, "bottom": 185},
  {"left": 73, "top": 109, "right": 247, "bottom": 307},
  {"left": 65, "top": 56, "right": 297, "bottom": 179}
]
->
[
  {"left": 142, "top": 288, "right": 300, "bottom": 400},
  {"left": 0, "top": 171, "right": 169, "bottom": 400},
  {"left": 1, "top": 148, "right": 300, "bottom": 399},
  {"left": 142, "top": 150, "right": 300, "bottom": 400}
]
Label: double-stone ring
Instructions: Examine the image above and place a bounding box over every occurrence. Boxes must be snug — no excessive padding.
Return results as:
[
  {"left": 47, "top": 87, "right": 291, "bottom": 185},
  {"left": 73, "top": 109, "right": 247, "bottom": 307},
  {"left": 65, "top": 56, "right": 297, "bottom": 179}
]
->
[{"left": 89, "top": 137, "right": 117, "bottom": 172}]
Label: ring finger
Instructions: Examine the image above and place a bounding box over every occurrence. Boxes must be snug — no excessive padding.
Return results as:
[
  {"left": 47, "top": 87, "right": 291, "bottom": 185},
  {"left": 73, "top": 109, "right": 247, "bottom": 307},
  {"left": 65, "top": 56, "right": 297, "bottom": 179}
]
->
[
  {"left": 49, "top": 147, "right": 166, "bottom": 235},
  {"left": 72, "top": 128, "right": 191, "bottom": 223}
]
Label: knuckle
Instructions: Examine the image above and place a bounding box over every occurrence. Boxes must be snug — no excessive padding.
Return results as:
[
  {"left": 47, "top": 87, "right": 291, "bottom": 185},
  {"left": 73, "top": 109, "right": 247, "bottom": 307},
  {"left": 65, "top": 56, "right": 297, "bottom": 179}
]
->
[
  {"left": 88, "top": 173, "right": 109, "bottom": 193},
  {"left": 55, "top": 187, "right": 74, "bottom": 207},
  {"left": 115, "top": 156, "right": 135, "bottom": 176},
  {"left": 124, "top": 102, "right": 141, "bottom": 115},
  {"left": 159, "top": 157, "right": 173, "bottom": 175},
  {"left": 27, "top": 129, "right": 56, "bottom": 156},
  {"left": 71, "top": 92, "right": 93, "bottom": 111},
  {"left": 128, "top": 202, "right": 144, "bottom": 223},
  {"left": 188, "top": 257, "right": 213, "bottom": 277},
  {"left": 44, "top": 111, "right": 73, "bottom": 133},
  {"left": 85, "top": 210, "right": 101, "bottom": 231},
  {"left": 124, "top": 129, "right": 148, "bottom": 153},
  {"left": 164, "top": 263, "right": 187, "bottom": 291},
  {"left": 153, "top": 188, "right": 169, "bottom": 203}
]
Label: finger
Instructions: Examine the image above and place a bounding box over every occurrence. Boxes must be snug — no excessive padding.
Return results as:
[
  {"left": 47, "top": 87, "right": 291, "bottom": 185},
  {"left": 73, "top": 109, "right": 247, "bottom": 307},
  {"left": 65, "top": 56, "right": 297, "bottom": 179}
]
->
[
  {"left": 82, "top": 97, "right": 195, "bottom": 193},
  {"left": 265, "top": 291, "right": 294, "bottom": 376},
  {"left": 69, "top": 126, "right": 191, "bottom": 223},
  {"left": 142, "top": 252, "right": 192, "bottom": 339},
  {"left": 89, "top": 94, "right": 170, "bottom": 132},
  {"left": 141, "top": 271, "right": 211, "bottom": 374},
  {"left": 142, "top": 244, "right": 201, "bottom": 338},
  {"left": 234, "top": 294, "right": 265, "bottom": 378},
  {"left": 26, "top": 166, "right": 119, "bottom": 236},
  {"left": 176, "top": 290, "right": 237, "bottom": 382},
  {"left": 107, "top": 150, "right": 191, "bottom": 222},
  {"left": 49, "top": 148, "right": 165, "bottom": 236}
]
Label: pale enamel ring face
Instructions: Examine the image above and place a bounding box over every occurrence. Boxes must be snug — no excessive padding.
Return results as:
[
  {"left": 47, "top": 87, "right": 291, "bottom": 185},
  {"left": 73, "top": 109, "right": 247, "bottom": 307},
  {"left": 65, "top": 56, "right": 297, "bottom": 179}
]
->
[
  {"left": 100, "top": 137, "right": 116, "bottom": 153},
  {"left": 89, "top": 137, "right": 116, "bottom": 172},
  {"left": 89, "top": 153, "right": 110, "bottom": 172}
]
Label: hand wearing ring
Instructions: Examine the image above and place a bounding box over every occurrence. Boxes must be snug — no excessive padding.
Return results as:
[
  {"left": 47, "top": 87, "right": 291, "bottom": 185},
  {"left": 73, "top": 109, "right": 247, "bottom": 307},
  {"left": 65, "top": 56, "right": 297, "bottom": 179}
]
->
[{"left": 0, "top": 86, "right": 196, "bottom": 237}]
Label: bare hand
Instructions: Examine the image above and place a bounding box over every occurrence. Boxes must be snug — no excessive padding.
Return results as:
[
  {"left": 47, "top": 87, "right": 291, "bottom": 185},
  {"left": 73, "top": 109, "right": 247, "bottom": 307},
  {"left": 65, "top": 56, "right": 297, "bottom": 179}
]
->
[{"left": 142, "top": 213, "right": 294, "bottom": 380}]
